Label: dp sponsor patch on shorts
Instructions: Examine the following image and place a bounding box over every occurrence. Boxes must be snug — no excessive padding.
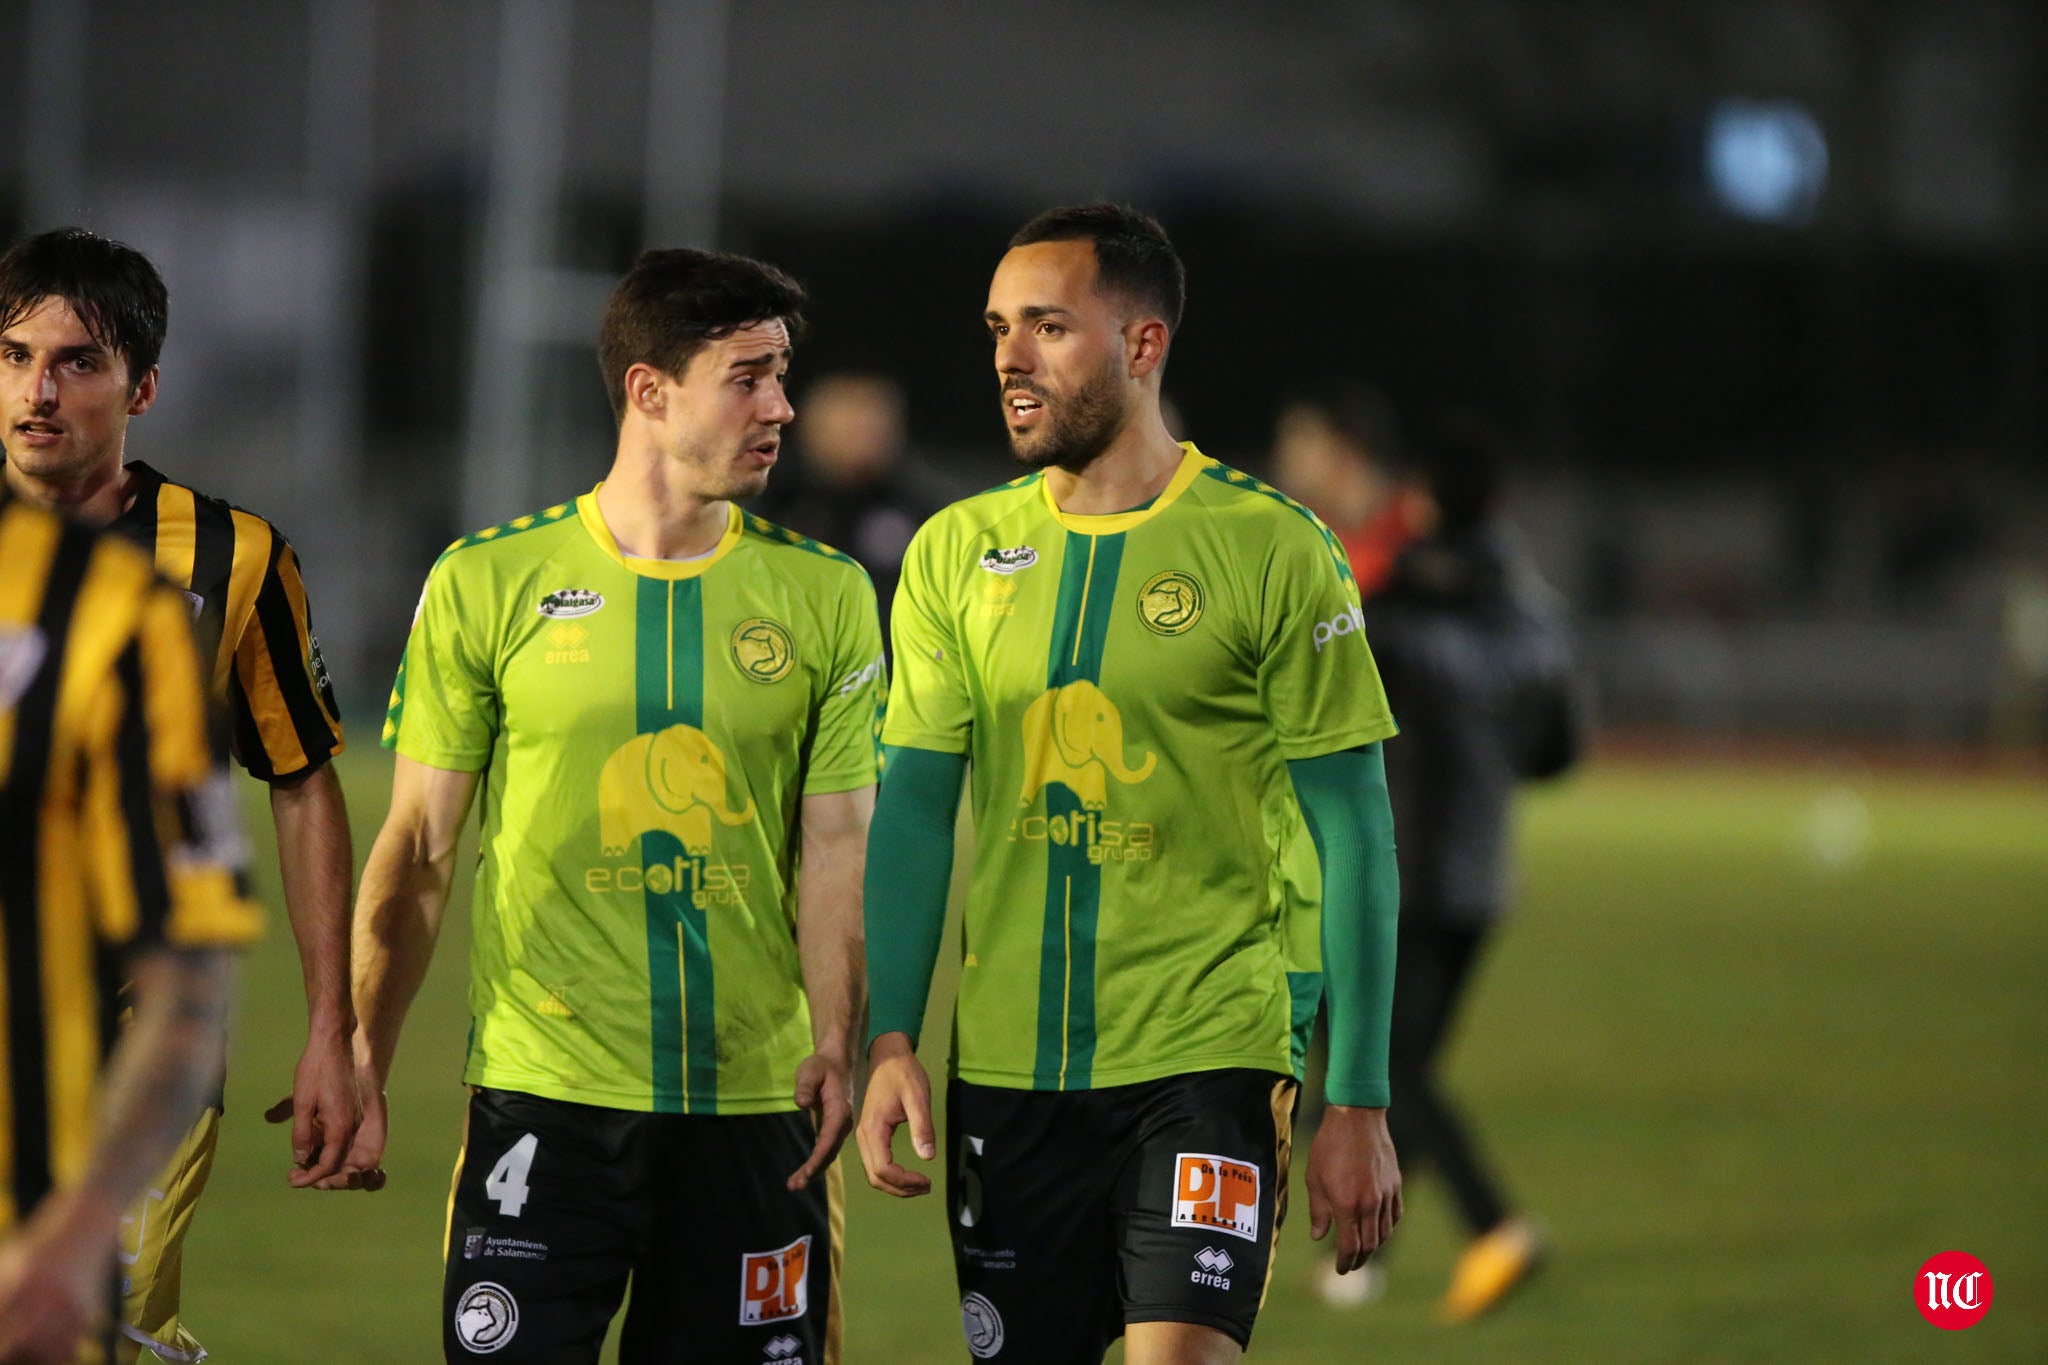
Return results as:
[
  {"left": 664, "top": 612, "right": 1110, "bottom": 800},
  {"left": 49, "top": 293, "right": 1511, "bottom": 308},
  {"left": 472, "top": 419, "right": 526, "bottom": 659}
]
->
[
  {"left": 1172, "top": 1153, "right": 1260, "bottom": 1242},
  {"left": 739, "top": 1235, "right": 811, "bottom": 1325},
  {"left": 960, "top": 1292, "right": 1004, "bottom": 1358},
  {"left": 454, "top": 1281, "right": 520, "bottom": 1354}
]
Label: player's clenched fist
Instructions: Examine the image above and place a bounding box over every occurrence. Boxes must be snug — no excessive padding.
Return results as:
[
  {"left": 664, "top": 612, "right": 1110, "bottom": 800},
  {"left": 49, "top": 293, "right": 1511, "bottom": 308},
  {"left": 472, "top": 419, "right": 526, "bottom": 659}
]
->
[{"left": 857, "top": 1032, "right": 936, "bottom": 1197}]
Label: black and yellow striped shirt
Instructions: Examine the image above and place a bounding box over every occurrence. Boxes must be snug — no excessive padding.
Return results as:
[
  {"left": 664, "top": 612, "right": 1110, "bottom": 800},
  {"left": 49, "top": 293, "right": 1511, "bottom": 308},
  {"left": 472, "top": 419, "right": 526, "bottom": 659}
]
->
[
  {"left": 0, "top": 494, "right": 262, "bottom": 1236},
  {"left": 111, "top": 461, "right": 344, "bottom": 782}
]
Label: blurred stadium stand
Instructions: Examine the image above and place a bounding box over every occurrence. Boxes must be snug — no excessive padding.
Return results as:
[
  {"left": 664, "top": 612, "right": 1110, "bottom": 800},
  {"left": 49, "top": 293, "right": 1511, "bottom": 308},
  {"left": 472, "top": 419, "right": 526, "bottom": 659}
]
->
[{"left": 2, "top": 0, "right": 2041, "bottom": 747}]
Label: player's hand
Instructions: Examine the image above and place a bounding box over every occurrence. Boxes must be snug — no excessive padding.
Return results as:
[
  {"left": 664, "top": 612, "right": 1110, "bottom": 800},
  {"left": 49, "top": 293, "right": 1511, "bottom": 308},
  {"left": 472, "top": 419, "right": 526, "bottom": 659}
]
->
[
  {"left": 264, "top": 1028, "right": 361, "bottom": 1187},
  {"left": 305, "top": 1057, "right": 388, "bottom": 1192},
  {"left": 855, "top": 1032, "right": 936, "bottom": 1198},
  {"left": 1306, "top": 1105, "right": 1402, "bottom": 1274},
  {"left": 0, "top": 1188, "right": 118, "bottom": 1364},
  {"left": 788, "top": 1052, "right": 854, "bottom": 1191}
]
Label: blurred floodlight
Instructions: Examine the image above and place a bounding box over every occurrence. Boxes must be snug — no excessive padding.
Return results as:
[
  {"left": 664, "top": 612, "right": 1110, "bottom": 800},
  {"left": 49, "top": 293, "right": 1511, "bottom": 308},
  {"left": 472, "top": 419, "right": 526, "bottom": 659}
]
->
[
  {"left": 1706, "top": 99, "right": 1829, "bottom": 223},
  {"left": 1801, "top": 785, "right": 1873, "bottom": 873}
]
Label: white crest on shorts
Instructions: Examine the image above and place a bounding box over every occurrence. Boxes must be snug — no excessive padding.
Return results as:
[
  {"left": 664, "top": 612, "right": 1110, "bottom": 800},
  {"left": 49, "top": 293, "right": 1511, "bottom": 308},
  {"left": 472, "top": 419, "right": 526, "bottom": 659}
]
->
[
  {"left": 454, "top": 1281, "right": 520, "bottom": 1354},
  {"left": 763, "top": 1337, "right": 802, "bottom": 1360},
  {"left": 961, "top": 1292, "right": 1005, "bottom": 1358}
]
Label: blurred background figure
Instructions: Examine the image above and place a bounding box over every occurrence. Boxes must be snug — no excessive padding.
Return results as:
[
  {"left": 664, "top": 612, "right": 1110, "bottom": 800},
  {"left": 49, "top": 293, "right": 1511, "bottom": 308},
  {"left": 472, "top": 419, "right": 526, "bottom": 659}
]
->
[
  {"left": 755, "top": 372, "right": 937, "bottom": 645},
  {"left": 1279, "top": 400, "right": 1583, "bottom": 1323}
]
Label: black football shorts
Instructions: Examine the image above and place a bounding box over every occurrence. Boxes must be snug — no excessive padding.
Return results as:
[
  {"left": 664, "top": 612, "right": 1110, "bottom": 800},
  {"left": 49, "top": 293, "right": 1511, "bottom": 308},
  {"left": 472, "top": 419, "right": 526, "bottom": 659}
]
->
[
  {"left": 946, "top": 1068, "right": 1296, "bottom": 1361},
  {"left": 443, "top": 1087, "right": 839, "bottom": 1363}
]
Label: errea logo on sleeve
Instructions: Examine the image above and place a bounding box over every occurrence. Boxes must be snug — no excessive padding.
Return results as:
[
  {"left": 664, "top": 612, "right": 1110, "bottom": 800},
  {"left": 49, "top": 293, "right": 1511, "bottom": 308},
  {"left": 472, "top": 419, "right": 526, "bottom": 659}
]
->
[{"left": 1312, "top": 605, "right": 1367, "bottom": 652}]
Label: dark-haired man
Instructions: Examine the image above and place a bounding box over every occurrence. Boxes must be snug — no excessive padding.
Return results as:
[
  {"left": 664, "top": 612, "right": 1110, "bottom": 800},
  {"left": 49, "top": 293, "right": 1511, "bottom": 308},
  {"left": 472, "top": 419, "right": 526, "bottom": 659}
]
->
[
  {"left": 0, "top": 227, "right": 351, "bottom": 1364},
  {"left": 351, "top": 248, "right": 881, "bottom": 1361},
  {"left": 856, "top": 203, "right": 1403, "bottom": 1363}
]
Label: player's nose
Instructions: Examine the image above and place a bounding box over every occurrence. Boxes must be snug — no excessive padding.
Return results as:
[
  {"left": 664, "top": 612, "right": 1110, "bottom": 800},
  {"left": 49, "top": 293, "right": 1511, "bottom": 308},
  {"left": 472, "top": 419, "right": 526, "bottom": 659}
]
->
[{"left": 995, "top": 333, "right": 1034, "bottom": 375}]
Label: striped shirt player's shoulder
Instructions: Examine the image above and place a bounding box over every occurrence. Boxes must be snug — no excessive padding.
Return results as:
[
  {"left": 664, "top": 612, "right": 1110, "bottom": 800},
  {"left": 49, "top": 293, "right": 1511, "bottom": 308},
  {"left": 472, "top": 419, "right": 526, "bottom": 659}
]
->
[
  {"left": 737, "top": 510, "right": 869, "bottom": 579},
  {"left": 1196, "top": 460, "right": 1356, "bottom": 587},
  {"left": 431, "top": 499, "right": 583, "bottom": 572},
  {"left": 139, "top": 463, "right": 292, "bottom": 554}
]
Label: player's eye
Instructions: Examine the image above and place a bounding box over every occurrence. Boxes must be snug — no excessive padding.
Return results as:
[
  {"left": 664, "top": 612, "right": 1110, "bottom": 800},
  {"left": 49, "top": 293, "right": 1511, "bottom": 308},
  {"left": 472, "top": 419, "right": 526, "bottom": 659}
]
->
[
  {"left": 1037, "top": 322, "right": 1062, "bottom": 337},
  {"left": 68, "top": 356, "right": 96, "bottom": 372}
]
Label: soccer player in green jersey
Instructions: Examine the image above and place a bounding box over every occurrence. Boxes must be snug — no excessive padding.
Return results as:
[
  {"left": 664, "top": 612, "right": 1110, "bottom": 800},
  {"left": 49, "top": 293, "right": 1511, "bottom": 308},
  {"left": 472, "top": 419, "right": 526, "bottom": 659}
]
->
[
  {"left": 855, "top": 205, "right": 1403, "bottom": 1363},
  {"left": 346, "top": 249, "right": 883, "bottom": 1362}
]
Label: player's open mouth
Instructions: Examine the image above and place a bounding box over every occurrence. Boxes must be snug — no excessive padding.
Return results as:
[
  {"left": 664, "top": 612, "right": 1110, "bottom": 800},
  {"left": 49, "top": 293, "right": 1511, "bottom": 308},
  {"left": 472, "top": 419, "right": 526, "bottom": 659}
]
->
[
  {"left": 13, "top": 421, "right": 64, "bottom": 445},
  {"left": 745, "top": 440, "right": 779, "bottom": 464},
  {"left": 1006, "top": 395, "right": 1044, "bottom": 420}
]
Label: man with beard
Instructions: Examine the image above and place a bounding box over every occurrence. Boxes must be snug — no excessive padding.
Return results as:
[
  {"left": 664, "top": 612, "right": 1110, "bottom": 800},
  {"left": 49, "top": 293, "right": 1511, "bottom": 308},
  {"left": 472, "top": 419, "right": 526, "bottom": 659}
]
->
[
  {"left": 347, "top": 249, "right": 883, "bottom": 1361},
  {"left": 855, "top": 204, "right": 1404, "bottom": 1363}
]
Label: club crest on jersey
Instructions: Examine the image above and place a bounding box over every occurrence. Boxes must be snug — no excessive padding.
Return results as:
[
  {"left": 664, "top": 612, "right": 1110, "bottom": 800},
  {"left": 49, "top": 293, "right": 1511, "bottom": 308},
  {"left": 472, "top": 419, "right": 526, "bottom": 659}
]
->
[
  {"left": 0, "top": 627, "right": 48, "bottom": 708},
  {"left": 979, "top": 545, "right": 1038, "bottom": 575},
  {"left": 730, "top": 618, "right": 797, "bottom": 684},
  {"left": 1136, "top": 570, "right": 1204, "bottom": 636},
  {"left": 536, "top": 588, "right": 604, "bottom": 618}
]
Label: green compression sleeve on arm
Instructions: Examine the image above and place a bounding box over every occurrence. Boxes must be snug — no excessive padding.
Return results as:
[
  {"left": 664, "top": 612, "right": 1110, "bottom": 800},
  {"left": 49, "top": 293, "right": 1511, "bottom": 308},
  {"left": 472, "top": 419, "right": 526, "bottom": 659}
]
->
[
  {"left": 1288, "top": 743, "right": 1399, "bottom": 1108},
  {"left": 863, "top": 743, "right": 967, "bottom": 1048}
]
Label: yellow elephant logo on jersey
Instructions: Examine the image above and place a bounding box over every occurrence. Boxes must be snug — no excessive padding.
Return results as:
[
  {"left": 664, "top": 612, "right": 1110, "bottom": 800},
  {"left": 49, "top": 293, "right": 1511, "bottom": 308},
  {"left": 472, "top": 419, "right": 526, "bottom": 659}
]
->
[
  {"left": 1018, "top": 680, "right": 1157, "bottom": 810},
  {"left": 598, "top": 724, "right": 756, "bottom": 857}
]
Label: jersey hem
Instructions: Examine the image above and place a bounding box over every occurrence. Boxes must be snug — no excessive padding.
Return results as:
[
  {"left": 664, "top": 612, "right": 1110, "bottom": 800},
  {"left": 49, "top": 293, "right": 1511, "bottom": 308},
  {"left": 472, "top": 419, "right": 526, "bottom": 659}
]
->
[
  {"left": 465, "top": 1069, "right": 803, "bottom": 1115},
  {"left": 1277, "top": 718, "right": 1399, "bottom": 761},
  {"left": 801, "top": 768, "right": 881, "bottom": 796},
  {"left": 391, "top": 738, "right": 490, "bottom": 772},
  {"left": 878, "top": 729, "right": 969, "bottom": 755},
  {"left": 952, "top": 1051, "right": 1294, "bottom": 1092}
]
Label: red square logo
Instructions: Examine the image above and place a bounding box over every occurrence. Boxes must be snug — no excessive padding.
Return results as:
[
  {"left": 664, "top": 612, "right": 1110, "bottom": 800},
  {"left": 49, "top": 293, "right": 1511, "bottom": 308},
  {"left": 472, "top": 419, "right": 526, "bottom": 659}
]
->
[
  {"left": 1172, "top": 1153, "right": 1260, "bottom": 1242},
  {"left": 738, "top": 1235, "right": 811, "bottom": 1325}
]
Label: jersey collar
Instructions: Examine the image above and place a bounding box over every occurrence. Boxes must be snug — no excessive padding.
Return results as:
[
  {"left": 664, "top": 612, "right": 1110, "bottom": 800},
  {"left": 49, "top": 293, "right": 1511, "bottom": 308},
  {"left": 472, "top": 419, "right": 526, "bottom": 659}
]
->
[
  {"left": 1038, "top": 441, "right": 1212, "bottom": 535},
  {"left": 576, "top": 488, "right": 743, "bottom": 580}
]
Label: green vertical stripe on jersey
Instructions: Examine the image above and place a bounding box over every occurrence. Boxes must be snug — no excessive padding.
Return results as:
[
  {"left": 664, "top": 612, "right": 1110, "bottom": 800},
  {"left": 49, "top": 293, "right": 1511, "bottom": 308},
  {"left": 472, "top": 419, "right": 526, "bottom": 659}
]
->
[
  {"left": 1032, "top": 530, "right": 1126, "bottom": 1090},
  {"left": 634, "top": 577, "right": 718, "bottom": 1114}
]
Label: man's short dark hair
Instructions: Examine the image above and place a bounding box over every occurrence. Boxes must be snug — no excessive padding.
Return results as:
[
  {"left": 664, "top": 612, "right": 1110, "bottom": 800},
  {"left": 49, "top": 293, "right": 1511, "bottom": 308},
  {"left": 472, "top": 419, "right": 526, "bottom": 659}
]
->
[
  {"left": 0, "top": 228, "right": 169, "bottom": 391},
  {"left": 598, "top": 248, "right": 807, "bottom": 422},
  {"left": 1008, "top": 203, "right": 1185, "bottom": 334}
]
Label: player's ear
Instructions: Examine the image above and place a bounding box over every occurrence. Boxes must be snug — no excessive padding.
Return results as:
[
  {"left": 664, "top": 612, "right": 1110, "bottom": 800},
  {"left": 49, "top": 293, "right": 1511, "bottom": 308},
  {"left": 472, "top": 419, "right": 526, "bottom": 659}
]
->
[
  {"left": 1125, "top": 318, "right": 1170, "bottom": 380},
  {"left": 126, "top": 366, "right": 159, "bottom": 417},
  {"left": 625, "top": 362, "right": 668, "bottom": 419}
]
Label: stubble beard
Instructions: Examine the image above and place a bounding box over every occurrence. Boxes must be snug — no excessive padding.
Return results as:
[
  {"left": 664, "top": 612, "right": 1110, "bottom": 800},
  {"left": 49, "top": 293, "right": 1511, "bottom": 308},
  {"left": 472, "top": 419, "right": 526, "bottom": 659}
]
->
[{"left": 1007, "top": 359, "right": 1127, "bottom": 475}]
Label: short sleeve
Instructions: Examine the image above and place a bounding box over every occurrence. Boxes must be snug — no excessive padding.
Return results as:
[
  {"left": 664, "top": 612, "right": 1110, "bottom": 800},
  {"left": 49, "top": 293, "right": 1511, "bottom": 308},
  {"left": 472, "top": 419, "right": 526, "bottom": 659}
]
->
[
  {"left": 803, "top": 566, "right": 888, "bottom": 795},
  {"left": 1256, "top": 515, "right": 1399, "bottom": 760},
  {"left": 229, "top": 527, "right": 346, "bottom": 781},
  {"left": 91, "top": 583, "right": 262, "bottom": 952},
  {"left": 381, "top": 549, "right": 501, "bottom": 771},
  {"left": 880, "top": 521, "right": 973, "bottom": 754}
]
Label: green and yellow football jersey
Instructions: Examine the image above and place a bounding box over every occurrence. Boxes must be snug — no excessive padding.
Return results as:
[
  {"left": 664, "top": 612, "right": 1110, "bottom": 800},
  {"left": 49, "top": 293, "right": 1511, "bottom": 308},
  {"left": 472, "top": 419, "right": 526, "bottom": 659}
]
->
[
  {"left": 383, "top": 492, "right": 884, "bottom": 1114},
  {"left": 886, "top": 443, "right": 1397, "bottom": 1091}
]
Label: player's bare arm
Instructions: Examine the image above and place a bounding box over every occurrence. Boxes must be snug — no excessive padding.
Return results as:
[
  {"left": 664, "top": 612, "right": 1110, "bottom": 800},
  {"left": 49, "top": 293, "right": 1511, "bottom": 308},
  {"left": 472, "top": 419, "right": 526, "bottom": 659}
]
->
[
  {"left": 332, "top": 756, "right": 479, "bottom": 1191},
  {"left": 787, "top": 783, "right": 875, "bottom": 1190},
  {"left": 259, "top": 761, "right": 361, "bottom": 1188},
  {"left": 0, "top": 949, "right": 232, "bottom": 1364},
  {"left": 856, "top": 1032, "right": 936, "bottom": 1198}
]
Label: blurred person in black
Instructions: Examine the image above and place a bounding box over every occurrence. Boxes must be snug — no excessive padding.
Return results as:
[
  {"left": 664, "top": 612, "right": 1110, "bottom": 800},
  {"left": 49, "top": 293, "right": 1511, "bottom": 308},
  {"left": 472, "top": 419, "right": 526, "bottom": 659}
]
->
[
  {"left": 754, "top": 371, "right": 937, "bottom": 645},
  {"left": 1277, "top": 400, "right": 1580, "bottom": 1322}
]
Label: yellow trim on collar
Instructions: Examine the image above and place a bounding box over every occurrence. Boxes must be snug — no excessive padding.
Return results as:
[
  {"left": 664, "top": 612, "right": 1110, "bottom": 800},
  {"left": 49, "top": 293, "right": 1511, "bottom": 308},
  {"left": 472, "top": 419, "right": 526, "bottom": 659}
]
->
[
  {"left": 576, "top": 489, "right": 743, "bottom": 579},
  {"left": 1038, "top": 442, "right": 1211, "bottom": 535}
]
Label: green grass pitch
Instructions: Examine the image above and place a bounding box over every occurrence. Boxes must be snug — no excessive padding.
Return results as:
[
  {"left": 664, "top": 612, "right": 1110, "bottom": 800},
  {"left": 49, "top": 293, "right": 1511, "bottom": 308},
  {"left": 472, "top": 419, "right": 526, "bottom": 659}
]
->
[{"left": 175, "top": 750, "right": 2045, "bottom": 1362}]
